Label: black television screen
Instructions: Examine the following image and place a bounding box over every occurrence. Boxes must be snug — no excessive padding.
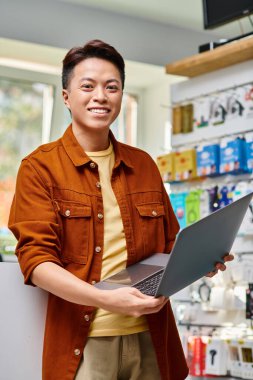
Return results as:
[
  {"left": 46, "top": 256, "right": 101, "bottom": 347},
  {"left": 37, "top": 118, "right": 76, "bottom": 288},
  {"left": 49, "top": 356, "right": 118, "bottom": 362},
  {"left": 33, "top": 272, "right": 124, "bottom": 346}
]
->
[{"left": 203, "top": 0, "right": 253, "bottom": 29}]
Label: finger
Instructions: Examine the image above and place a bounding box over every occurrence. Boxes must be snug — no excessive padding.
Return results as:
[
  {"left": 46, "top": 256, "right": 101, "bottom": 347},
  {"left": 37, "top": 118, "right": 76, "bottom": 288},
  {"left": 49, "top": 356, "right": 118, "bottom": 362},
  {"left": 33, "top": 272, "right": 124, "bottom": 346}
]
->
[
  {"left": 131, "top": 288, "right": 166, "bottom": 303},
  {"left": 223, "top": 253, "right": 234, "bottom": 262},
  {"left": 215, "top": 262, "right": 226, "bottom": 271},
  {"left": 144, "top": 298, "right": 168, "bottom": 314},
  {"left": 206, "top": 269, "right": 218, "bottom": 278}
]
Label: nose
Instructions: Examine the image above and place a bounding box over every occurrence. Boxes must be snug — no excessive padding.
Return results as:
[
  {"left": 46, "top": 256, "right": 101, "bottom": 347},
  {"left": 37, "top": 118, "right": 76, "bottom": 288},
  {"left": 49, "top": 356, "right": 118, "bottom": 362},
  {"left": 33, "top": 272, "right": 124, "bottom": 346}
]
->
[{"left": 93, "top": 86, "right": 107, "bottom": 103}]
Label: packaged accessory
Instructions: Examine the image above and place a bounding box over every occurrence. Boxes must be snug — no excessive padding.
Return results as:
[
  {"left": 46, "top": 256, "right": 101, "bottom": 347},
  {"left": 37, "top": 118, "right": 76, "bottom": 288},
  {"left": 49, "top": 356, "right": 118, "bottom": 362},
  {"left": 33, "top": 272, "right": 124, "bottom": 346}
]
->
[
  {"left": 197, "top": 144, "right": 220, "bottom": 177},
  {"left": 219, "top": 137, "right": 249, "bottom": 174},
  {"left": 156, "top": 153, "right": 175, "bottom": 182},
  {"left": 185, "top": 190, "right": 201, "bottom": 225},
  {"left": 170, "top": 192, "right": 187, "bottom": 229},
  {"left": 193, "top": 98, "right": 209, "bottom": 129},
  {"left": 174, "top": 149, "right": 197, "bottom": 181},
  {"left": 172, "top": 106, "right": 182, "bottom": 134},
  {"left": 205, "top": 338, "right": 228, "bottom": 376},
  {"left": 245, "top": 132, "right": 253, "bottom": 171},
  {"left": 181, "top": 104, "right": 194, "bottom": 133},
  {"left": 209, "top": 93, "right": 227, "bottom": 126}
]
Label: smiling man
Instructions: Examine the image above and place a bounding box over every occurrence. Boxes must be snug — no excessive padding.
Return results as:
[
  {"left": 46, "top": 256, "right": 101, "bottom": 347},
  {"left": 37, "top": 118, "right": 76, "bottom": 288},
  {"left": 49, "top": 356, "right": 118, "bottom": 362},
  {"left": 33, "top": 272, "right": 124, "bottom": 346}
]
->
[{"left": 8, "top": 40, "right": 232, "bottom": 380}]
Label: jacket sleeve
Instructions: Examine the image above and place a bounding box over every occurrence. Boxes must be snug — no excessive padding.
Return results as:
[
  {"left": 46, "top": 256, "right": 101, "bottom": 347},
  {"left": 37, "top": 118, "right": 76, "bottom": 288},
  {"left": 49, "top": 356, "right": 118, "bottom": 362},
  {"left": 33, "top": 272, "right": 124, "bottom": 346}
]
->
[
  {"left": 8, "top": 159, "right": 63, "bottom": 285},
  {"left": 161, "top": 181, "right": 180, "bottom": 253}
]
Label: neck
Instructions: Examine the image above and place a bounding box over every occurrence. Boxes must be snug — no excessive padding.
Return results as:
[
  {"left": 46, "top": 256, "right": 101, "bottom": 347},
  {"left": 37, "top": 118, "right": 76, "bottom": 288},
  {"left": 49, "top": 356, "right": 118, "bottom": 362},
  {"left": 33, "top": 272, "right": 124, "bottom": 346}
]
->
[{"left": 72, "top": 123, "right": 110, "bottom": 152}]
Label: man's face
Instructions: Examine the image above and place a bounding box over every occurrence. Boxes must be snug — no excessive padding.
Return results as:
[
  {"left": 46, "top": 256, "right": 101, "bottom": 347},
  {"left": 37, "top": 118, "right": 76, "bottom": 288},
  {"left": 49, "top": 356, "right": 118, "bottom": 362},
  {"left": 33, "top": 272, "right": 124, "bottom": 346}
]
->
[{"left": 62, "top": 57, "right": 123, "bottom": 133}]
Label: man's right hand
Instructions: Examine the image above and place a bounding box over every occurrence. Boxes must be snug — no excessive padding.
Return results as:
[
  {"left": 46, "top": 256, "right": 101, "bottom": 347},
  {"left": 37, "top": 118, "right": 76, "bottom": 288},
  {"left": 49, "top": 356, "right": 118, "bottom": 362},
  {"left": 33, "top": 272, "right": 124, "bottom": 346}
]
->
[
  {"left": 31, "top": 262, "right": 167, "bottom": 317},
  {"left": 96, "top": 287, "right": 168, "bottom": 317}
]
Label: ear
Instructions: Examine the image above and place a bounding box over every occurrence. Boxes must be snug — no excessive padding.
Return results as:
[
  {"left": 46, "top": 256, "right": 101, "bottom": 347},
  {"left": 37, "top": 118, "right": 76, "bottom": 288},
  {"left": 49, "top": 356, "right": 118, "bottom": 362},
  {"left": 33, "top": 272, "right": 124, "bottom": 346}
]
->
[{"left": 62, "top": 89, "right": 70, "bottom": 109}]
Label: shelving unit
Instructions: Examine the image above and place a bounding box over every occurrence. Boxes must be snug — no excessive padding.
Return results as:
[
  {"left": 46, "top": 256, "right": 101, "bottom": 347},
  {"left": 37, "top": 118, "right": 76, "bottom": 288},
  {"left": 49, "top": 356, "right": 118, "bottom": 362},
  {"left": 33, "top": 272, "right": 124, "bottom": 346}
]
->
[
  {"left": 166, "top": 36, "right": 253, "bottom": 78},
  {"left": 165, "top": 41, "right": 253, "bottom": 379}
]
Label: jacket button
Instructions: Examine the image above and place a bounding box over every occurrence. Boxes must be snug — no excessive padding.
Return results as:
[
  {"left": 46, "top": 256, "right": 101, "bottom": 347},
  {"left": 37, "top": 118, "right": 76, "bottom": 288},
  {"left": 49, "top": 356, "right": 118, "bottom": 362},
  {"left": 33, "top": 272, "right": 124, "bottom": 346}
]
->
[
  {"left": 98, "top": 213, "right": 103, "bottom": 219},
  {"left": 96, "top": 182, "right": 101, "bottom": 188},
  {"left": 91, "top": 280, "right": 96, "bottom": 285},
  {"left": 74, "top": 349, "right": 80, "bottom": 356},
  {"left": 95, "top": 246, "right": 101, "bottom": 253},
  {"left": 90, "top": 162, "right": 96, "bottom": 169},
  {"left": 84, "top": 314, "right": 90, "bottom": 322},
  {"left": 152, "top": 210, "right": 157, "bottom": 217},
  {"left": 65, "top": 209, "right": 71, "bottom": 217}
]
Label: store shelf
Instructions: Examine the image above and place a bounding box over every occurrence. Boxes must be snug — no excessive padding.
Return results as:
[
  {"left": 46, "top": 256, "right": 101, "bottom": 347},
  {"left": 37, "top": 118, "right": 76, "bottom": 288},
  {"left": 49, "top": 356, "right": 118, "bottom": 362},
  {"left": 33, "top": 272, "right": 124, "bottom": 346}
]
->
[
  {"left": 166, "top": 36, "right": 253, "bottom": 77},
  {"left": 171, "top": 118, "right": 253, "bottom": 148}
]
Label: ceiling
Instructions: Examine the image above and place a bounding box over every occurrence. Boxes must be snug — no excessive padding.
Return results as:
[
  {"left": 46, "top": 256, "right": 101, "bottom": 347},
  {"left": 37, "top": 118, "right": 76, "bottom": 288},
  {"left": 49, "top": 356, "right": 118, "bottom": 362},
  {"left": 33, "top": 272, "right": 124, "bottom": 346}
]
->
[{"left": 58, "top": 0, "right": 253, "bottom": 39}]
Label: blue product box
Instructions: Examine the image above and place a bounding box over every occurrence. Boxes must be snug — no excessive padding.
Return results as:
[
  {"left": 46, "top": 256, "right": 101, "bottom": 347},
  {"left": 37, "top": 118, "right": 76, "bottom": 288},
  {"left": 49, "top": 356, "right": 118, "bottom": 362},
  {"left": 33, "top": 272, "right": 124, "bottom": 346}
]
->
[
  {"left": 170, "top": 192, "right": 187, "bottom": 229},
  {"left": 197, "top": 144, "right": 220, "bottom": 177},
  {"left": 219, "top": 137, "right": 249, "bottom": 174},
  {"left": 245, "top": 133, "right": 253, "bottom": 171}
]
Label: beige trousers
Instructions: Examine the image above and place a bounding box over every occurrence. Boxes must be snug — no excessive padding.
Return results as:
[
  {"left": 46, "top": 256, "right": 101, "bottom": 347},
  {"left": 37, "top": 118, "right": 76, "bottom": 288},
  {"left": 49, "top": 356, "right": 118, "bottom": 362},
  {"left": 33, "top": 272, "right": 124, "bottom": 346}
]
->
[{"left": 75, "top": 331, "right": 161, "bottom": 380}]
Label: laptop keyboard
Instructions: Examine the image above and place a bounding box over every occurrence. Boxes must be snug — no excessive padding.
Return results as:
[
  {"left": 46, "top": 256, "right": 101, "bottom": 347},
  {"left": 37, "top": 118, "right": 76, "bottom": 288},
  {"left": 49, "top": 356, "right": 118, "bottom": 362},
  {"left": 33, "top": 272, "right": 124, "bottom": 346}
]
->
[{"left": 134, "top": 270, "right": 164, "bottom": 296}]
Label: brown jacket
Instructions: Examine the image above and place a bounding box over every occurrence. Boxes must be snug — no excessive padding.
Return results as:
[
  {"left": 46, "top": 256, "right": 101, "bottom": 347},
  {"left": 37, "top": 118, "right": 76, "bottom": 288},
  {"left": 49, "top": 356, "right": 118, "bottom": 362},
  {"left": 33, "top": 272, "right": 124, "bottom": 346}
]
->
[{"left": 8, "top": 125, "right": 189, "bottom": 380}]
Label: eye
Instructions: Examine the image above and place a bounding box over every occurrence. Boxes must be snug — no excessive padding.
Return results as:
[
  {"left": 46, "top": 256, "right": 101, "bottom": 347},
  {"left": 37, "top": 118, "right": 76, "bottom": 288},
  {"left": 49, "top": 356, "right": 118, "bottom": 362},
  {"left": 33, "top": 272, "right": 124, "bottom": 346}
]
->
[
  {"left": 80, "top": 84, "right": 93, "bottom": 91},
  {"left": 106, "top": 85, "right": 119, "bottom": 91}
]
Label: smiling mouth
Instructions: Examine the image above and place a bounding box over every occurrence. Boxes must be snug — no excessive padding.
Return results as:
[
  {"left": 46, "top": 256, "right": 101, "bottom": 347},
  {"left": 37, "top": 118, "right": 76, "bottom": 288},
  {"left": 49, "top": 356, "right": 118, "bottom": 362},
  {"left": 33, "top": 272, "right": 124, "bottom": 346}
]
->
[{"left": 88, "top": 108, "right": 110, "bottom": 114}]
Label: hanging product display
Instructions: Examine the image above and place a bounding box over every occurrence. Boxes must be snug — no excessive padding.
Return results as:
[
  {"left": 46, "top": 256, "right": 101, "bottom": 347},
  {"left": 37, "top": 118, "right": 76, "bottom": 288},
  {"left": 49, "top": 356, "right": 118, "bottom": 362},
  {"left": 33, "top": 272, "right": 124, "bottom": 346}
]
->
[
  {"left": 209, "top": 92, "right": 227, "bottom": 126},
  {"left": 185, "top": 190, "right": 201, "bottom": 225},
  {"left": 226, "top": 87, "right": 245, "bottom": 121},
  {"left": 170, "top": 192, "right": 187, "bottom": 229},
  {"left": 193, "top": 97, "right": 209, "bottom": 129}
]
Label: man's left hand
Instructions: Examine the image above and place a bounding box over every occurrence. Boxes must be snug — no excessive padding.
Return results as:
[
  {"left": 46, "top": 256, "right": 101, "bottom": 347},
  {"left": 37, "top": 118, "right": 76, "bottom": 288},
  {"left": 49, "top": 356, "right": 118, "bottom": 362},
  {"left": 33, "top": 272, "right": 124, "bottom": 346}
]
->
[{"left": 206, "top": 253, "right": 234, "bottom": 278}]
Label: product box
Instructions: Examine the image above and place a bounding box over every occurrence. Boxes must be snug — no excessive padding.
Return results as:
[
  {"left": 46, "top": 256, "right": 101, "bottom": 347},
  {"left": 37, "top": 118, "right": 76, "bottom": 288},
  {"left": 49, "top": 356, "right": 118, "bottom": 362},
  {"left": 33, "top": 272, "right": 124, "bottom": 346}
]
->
[
  {"left": 197, "top": 144, "right": 220, "bottom": 177},
  {"left": 243, "top": 84, "right": 253, "bottom": 119},
  {"left": 181, "top": 103, "right": 194, "bottom": 133},
  {"left": 187, "top": 336, "right": 210, "bottom": 377},
  {"left": 245, "top": 132, "right": 253, "bottom": 171},
  {"left": 172, "top": 106, "right": 182, "bottom": 134},
  {"left": 174, "top": 149, "right": 197, "bottom": 181},
  {"left": 239, "top": 339, "right": 253, "bottom": 379},
  {"left": 193, "top": 97, "right": 209, "bottom": 129},
  {"left": 185, "top": 190, "right": 201, "bottom": 225},
  {"left": 219, "top": 137, "right": 248, "bottom": 174},
  {"left": 170, "top": 192, "right": 187, "bottom": 229},
  {"left": 209, "top": 93, "right": 227, "bottom": 126},
  {"left": 226, "top": 87, "right": 245, "bottom": 121},
  {"left": 156, "top": 153, "right": 175, "bottom": 182},
  {"left": 227, "top": 339, "right": 243, "bottom": 378},
  {"left": 205, "top": 338, "right": 228, "bottom": 376}
]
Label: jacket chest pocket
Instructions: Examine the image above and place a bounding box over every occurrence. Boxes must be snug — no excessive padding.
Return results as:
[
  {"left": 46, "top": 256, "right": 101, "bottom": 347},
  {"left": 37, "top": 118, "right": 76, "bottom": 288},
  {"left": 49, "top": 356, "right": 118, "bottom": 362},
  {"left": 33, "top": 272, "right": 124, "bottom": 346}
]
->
[
  {"left": 136, "top": 203, "right": 165, "bottom": 255},
  {"left": 56, "top": 200, "right": 92, "bottom": 264}
]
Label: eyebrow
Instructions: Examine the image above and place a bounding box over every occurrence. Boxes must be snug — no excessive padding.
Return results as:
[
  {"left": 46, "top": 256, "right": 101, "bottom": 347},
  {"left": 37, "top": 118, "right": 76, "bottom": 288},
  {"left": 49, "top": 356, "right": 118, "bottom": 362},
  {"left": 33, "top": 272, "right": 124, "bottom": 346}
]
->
[{"left": 79, "top": 77, "right": 121, "bottom": 85}]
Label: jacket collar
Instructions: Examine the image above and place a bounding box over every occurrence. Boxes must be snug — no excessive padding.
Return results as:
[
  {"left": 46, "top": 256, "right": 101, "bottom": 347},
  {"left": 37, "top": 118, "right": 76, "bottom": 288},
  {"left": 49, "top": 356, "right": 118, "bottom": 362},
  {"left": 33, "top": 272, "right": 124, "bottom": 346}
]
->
[{"left": 61, "top": 125, "right": 133, "bottom": 169}]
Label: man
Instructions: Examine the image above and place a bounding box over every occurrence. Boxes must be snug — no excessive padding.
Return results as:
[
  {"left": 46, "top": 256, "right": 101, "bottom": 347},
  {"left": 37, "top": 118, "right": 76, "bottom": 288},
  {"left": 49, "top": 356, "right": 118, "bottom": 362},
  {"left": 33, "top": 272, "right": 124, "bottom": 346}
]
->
[{"left": 8, "top": 40, "right": 233, "bottom": 380}]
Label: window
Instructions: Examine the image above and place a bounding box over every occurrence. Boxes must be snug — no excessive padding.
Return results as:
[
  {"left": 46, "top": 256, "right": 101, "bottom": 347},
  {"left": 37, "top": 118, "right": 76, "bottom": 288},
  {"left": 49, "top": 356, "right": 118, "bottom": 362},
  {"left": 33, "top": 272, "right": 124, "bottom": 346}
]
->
[
  {"left": 111, "top": 93, "right": 138, "bottom": 146},
  {"left": 0, "top": 77, "right": 54, "bottom": 258}
]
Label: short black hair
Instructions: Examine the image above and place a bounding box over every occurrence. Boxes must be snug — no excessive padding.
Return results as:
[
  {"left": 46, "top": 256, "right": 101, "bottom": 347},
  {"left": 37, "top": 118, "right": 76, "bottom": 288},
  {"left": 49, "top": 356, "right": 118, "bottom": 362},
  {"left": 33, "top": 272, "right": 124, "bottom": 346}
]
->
[{"left": 62, "top": 39, "right": 125, "bottom": 90}]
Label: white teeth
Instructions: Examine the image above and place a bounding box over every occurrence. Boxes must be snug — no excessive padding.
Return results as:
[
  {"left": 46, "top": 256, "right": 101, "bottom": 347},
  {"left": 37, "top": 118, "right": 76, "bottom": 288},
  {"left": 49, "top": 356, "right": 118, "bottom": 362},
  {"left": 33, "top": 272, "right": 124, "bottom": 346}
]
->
[{"left": 90, "top": 108, "right": 108, "bottom": 114}]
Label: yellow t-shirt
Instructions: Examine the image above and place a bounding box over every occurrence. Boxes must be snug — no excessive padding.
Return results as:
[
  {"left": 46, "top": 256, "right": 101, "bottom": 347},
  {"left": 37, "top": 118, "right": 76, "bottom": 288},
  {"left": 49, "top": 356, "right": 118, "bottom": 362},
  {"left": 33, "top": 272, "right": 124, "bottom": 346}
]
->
[{"left": 87, "top": 142, "right": 148, "bottom": 336}]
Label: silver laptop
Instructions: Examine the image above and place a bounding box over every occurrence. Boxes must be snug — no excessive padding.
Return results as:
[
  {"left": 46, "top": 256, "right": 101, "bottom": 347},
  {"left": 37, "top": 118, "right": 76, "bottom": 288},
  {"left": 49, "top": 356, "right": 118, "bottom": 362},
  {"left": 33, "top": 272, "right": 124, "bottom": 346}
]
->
[{"left": 95, "top": 192, "right": 253, "bottom": 298}]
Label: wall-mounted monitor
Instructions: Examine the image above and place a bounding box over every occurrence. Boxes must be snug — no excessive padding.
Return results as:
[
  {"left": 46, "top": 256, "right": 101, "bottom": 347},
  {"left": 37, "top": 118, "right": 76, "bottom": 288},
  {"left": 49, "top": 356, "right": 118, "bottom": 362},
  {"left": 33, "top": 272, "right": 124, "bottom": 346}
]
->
[{"left": 203, "top": 0, "right": 253, "bottom": 29}]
